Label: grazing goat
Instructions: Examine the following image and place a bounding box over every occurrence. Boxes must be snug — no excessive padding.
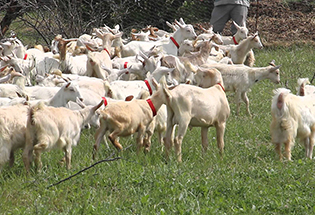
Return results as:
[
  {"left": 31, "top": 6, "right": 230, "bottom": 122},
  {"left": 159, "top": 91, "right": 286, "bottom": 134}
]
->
[
  {"left": 201, "top": 60, "right": 281, "bottom": 116},
  {"left": 163, "top": 68, "right": 230, "bottom": 162},
  {"left": 93, "top": 78, "right": 168, "bottom": 158},
  {"left": 22, "top": 100, "right": 103, "bottom": 172},
  {"left": 270, "top": 88, "right": 315, "bottom": 160}
]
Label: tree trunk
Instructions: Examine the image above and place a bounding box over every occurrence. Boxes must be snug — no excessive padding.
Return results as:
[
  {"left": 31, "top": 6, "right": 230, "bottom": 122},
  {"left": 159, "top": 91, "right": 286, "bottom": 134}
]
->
[{"left": 0, "top": 0, "right": 23, "bottom": 39}]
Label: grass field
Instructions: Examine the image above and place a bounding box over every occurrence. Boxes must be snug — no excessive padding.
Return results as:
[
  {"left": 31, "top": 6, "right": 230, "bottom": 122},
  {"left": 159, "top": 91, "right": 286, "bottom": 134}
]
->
[{"left": 1, "top": 44, "right": 315, "bottom": 214}]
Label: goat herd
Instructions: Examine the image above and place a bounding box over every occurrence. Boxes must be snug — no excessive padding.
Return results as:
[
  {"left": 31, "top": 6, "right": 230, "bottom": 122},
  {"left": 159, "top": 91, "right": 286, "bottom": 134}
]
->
[{"left": 0, "top": 17, "right": 310, "bottom": 174}]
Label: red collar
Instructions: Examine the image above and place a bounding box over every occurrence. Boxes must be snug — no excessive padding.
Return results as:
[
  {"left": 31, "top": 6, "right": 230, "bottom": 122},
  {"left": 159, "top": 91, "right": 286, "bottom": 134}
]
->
[
  {"left": 233, "top": 36, "right": 238, "bottom": 45},
  {"left": 144, "top": 80, "right": 152, "bottom": 95},
  {"left": 101, "top": 97, "right": 108, "bottom": 106},
  {"left": 146, "top": 99, "right": 157, "bottom": 116},
  {"left": 124, "top": 62, "right": 128, "bottom": 69},
  {"left": 217, "top": 83, "right": 225, "bottom": 92},
  {"left": 170, "top": 37, "right": 179, "bottom": 49},
  {"left": 103, "top": 48, "right": 110, "bottom": 56},
  {"left": 24, "top": 53, "right": 28, "bottom": 60}
]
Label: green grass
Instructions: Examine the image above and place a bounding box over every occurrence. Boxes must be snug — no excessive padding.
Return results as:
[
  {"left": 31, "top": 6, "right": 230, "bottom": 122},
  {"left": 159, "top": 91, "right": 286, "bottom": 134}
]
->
[{"left": 1, "top": 44, "right": 315, "bottom": 214}]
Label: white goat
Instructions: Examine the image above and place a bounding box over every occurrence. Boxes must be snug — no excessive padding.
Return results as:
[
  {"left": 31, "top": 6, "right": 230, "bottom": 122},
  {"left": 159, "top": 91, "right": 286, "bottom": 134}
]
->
[
  {"left": 218, "top": 32, "right": 263, "bottom": 66},
  {"left": 27, "top": 82, "right": 83, "bottom": 107},
  {"left": 296, "top": 78, "right": 315, "bottom": 96},
  {"left": 221, "top": 21, "right": 248, "bottom": 45},
  {"left": 0, "top": 104, "right": 29, "bottom": 169},
  {"left": 163, "top": 68, "right": 230, "bottom": 162},
  {"left": 0, "top": 72, "right": 27, "bottom": 98},
  {"left": 270, "top": 88, "right": 315, "bottom": 160},
  {"left": 22, "top": 100, "right": 103, "bottom": 172},
  {"left": 113, "top": 19, "right": 197, "bottom": 57},
  {"left": 86, "top": 30, "right": 123, "bottom": 79},
  {"left": 56, "top": 38, "right": 88, "bottom": 75},
  {"left": 201, "top": 60, "right": 281, "bottom": 116}
]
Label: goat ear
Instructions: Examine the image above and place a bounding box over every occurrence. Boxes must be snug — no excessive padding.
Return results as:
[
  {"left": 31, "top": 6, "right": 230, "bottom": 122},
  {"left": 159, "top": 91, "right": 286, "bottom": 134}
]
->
[
  {"left": 114, "top": 32, "right": 123, "bottom": 39},
  {"left": 139, "top": 51, "right": 148, "bottom": 61},
  {"left": 269, "top": 60, "right": 276, "bottom": 66},
  {"left": 186, "top": 80, "right": 192, "bottom": 85},
  {"left": 65, "top": 82, "right": 71, "bottom": 88},
  {"left": 174, "top": 19, "right": 184, "bottom": 29},
  {"left": 151, "top": 77, "right": 159, "bottom": 89},
  {"left": 273, "top": 65, "right": 281, "bottom": 70},
  {"left": 252, "top": 31, "right": 259, "bottom": 39},
  {"left": 125, "top": 95, "right": 134, "bottom": 101},
  {"left": 16, "top": 91, "right": 23, "bottom": 98},
  {"left": 93, "top": 100, "right": 104, "bottom": 112},
  {"left": 179, "top": 18, "right": 186, "bottom": 25},
  {"left": 76, "top": 97, "right": 86, "bottom": 108},
  {"left": 233, "top": 21, "right": 240, "bottom": 29}
]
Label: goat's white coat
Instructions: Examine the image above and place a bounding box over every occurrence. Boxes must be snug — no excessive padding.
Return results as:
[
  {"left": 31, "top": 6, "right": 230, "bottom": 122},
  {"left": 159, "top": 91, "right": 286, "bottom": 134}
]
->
[
  {"left": 200, "top": 61, "right": 281, "bottom": 115},
  {"left": 270, "top": 88, "right": 315, "bottom": 160}
]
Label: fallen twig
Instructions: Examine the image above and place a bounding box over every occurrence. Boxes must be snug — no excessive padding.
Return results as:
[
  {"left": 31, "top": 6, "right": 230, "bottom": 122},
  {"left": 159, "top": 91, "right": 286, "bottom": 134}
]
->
[
  {"left": 46, "top": 144, "right": 134, "bottom": 188},
  {"left": 47, "top": 152, "right": 121, "bottom": 189}
]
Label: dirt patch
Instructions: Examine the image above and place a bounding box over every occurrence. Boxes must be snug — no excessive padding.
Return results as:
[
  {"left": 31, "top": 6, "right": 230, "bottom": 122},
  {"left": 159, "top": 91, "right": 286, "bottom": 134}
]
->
[
  {"left": 247, "top": 0, "right": 315, "bottom": 46},
  {"left": 197, "top": 0, "right": 315, "bottom": 47}
]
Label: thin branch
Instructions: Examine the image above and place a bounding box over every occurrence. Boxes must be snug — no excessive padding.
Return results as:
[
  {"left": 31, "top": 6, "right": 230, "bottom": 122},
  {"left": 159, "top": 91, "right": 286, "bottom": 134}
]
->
[
  {"left": 47, "top": 153, "right": 122, "bottom": 189},
  {"left": 46, "top": 144, "right": 134, "bottom": 189}
]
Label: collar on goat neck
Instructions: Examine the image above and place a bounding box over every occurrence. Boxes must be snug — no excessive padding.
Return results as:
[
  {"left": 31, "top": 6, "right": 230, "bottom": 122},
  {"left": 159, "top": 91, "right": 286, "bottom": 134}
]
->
[
  {"left": 217, "top": 83, "right": 225, "bottom": 92},
  {"left": 144, "top": 80, "right": 153, "bottom": 95},
  {"left": 233, "top": 36, "right": 238, "bottom": 45},
  {"left": 146, "top": 99, "right": 157, "bottom": 116},
  {"left": 103, "top": 47, "right": 110, "bottom": 56},
  {"left": 23, "top": 53, "right": 28, "bottom": 60},
  {"left": 170, "top": 37, "right": 180, "bottom": 49},
  {"left": 102, "top": 97, "right": 108, "bottom": 106}
]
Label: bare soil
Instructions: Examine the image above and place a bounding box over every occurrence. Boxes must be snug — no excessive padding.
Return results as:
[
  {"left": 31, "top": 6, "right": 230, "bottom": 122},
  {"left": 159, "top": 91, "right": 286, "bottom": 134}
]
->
[{"left": 199, "top": 0, "right": 315, "bottom": 47}]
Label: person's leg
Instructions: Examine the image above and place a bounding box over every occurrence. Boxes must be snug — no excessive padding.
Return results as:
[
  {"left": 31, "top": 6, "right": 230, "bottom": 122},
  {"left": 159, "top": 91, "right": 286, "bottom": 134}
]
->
[
  {"left": 230, "top": 5, "right": 248, "bottom": 34},
  {"left": 210, "top": 5, "right": 233, "bottom": 33}
]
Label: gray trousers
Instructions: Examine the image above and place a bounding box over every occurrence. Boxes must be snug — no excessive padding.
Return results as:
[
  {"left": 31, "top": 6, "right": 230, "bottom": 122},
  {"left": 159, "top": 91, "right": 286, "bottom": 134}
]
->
[{"left": 210, "top": 4, "right": 248, "bottom": 34}]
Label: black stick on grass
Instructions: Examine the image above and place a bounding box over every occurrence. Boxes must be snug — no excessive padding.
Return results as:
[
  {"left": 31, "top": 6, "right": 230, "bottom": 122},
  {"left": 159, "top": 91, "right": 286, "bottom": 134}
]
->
[
  {"left": 47, "top": 154, "right": 121, "bottom": 189},
  {"left": 46, "top": 144, "right": 133, "bottom": 189},
  {"left": 310, "top": 72, "right": 315, "bottom": 84}
]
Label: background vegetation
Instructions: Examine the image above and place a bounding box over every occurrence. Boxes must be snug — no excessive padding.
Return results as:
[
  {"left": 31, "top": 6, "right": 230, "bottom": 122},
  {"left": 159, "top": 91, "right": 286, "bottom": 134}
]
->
[
  {"left": 1, "top": 44, "right": 315, "bottom": 214},
  {"left": 0, "top": 0, "right": 214, "bottom": 47}
]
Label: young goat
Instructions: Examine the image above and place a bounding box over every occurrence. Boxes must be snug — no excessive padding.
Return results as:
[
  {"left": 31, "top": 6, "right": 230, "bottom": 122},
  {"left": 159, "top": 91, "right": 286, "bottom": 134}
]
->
[
  {"left": 93, "top": 78, "right": 168, "bottom": 159},
  {"left": 270, "top": 88, "right": 315, "bottom": 160},
  {"left": 22, "top": 100, "right": 103, "bottom": 172},
  {"left": 218, "top": 32, "right": 263, "bottom": 67},
  {"left": 201, "top": 60, "right": 281, "bottom": 116},
  {"left": 163, "top": 68, "right": 230, "bottom": 162}
]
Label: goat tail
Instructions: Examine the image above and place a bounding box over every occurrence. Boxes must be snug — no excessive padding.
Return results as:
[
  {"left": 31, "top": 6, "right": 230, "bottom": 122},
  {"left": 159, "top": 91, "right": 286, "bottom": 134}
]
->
[
  {"left": 28, "top": 101, "right": 45, "bottom": 125},
  {"left": 296, "top": 78, "right": 310, "bottom": 96},
  {"left": 271, "top": 88, "right": 291, "bottom": 120},
  {"left": 244, "top": 49, "right": 255, "bottom": 67}
]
